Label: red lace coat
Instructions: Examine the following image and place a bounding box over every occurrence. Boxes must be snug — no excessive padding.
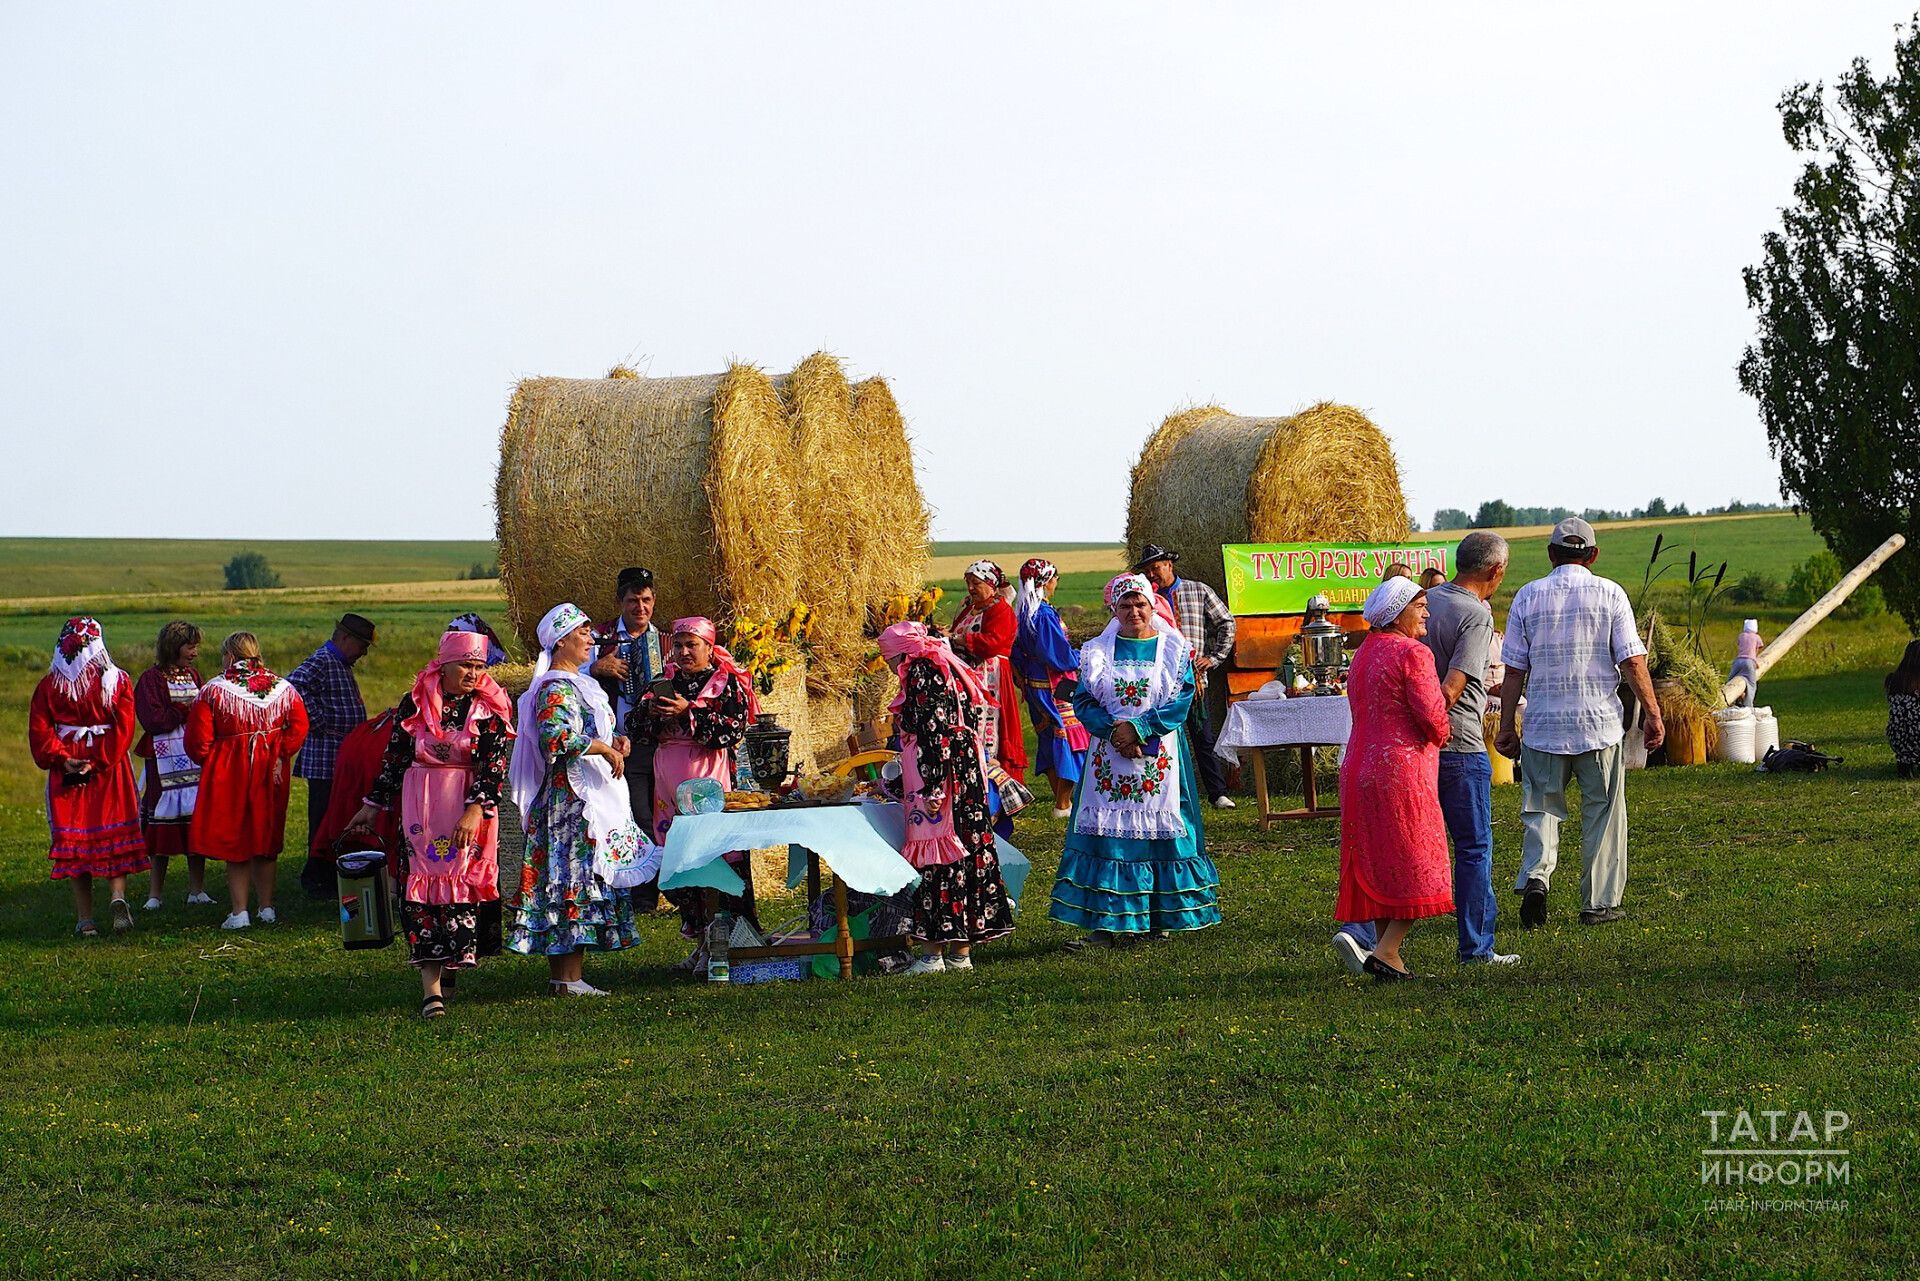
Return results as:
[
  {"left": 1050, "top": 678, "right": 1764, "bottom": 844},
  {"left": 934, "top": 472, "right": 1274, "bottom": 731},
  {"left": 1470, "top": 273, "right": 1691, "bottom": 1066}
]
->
[
  {"left": 185, "top": 678, "right": 310, "bottom": 862},
  {"left": 950, "top": 597, "right": 1028, "bottom": 780},
  {"left": 1336, "top": 632, "right": 1455, "bottom": 922}
]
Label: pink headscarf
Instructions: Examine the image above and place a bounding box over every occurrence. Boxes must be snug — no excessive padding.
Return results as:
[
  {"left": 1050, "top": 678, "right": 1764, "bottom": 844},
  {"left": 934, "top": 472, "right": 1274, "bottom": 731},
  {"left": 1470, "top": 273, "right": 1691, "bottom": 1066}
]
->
[
  {"left": 879, "top": 621, "right": 988, "bottom": 714},
  {"left": 666, "top": 617, "right": 760, "bottom": 720},
  {"left": 402, "top": 631, "right": 517, "bottom": 740}
]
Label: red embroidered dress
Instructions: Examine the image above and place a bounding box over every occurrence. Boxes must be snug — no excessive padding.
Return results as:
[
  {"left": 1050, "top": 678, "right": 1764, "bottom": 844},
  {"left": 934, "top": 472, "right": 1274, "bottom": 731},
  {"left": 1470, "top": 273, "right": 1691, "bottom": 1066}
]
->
[
  {"left": 1335, "top": 633, "right": 1455, "bottom": 922},
  {"left": 950, "top": 597, "right": 1028, "bottom": 782},
  {"left": 186, "top": 661, "right": 310, "bottom": 862},
  {"left": 28, "top": 631, "right": 148, "bottom": 879}
]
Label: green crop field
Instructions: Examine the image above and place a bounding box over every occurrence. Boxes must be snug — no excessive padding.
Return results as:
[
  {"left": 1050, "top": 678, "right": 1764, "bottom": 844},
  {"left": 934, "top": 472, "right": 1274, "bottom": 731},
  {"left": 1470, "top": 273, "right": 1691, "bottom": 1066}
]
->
[
  {"left": 0, "top": 522, "right": 1915, "bottom": 1277},
  {"left": 0, "top": 538, "right": 498, "bottom": 599}
]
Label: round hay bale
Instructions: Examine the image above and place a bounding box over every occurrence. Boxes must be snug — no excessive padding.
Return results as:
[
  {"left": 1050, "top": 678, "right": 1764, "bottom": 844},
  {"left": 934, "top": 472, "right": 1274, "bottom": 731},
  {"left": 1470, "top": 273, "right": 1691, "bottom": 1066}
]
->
[
  {"left": 494, "top": 366, "right": 800, "bottom": 651},
  {"left": 787, "top": 353, "right": 867, "bottom": 695},
  {"left": 848, "top": 375, "right": 931, "bottom": 608},
  {"left": 1125, "top": 401, "right": 1411, "bottom": 596}
]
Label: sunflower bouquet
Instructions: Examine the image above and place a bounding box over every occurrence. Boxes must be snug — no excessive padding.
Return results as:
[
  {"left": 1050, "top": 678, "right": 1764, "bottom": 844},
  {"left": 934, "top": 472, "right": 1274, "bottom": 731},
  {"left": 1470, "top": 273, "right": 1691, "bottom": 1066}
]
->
[
  {"left": 728, "top": 604, "right": 814, "bottom": 695},
  {"left": 863, "top": 586, "right": 946, "bottom": 673}
]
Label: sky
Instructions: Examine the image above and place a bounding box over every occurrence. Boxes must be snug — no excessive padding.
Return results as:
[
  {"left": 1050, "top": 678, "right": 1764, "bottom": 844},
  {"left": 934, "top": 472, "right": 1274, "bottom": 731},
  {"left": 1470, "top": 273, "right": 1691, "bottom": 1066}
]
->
[{"left": 2, "top": 2, "right": 1912, "bottom": 543}]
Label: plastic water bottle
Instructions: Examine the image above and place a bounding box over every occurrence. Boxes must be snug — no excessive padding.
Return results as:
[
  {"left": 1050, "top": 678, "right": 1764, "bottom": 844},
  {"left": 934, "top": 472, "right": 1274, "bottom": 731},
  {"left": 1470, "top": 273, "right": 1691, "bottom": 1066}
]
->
[
  {"left": 706, "top": 911, "right": 732, "bottom": 983},
  {"left": 734, "top": 743, "right": 757, "bottom": 793}
]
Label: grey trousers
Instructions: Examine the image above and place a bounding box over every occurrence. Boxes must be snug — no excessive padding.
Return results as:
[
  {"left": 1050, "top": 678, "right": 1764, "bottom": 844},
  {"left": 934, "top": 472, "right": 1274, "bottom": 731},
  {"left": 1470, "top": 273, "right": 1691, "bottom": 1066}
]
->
[{"left": 1514, "top": 743, "right": 1628, "bottom": 911}]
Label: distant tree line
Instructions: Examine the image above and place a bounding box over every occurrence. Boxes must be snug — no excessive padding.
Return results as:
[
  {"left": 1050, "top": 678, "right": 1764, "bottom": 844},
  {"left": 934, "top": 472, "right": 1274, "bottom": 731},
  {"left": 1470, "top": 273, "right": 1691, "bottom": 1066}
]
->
[{"left": 1430, "top": 499, "right": 1791, "bottom": 531}]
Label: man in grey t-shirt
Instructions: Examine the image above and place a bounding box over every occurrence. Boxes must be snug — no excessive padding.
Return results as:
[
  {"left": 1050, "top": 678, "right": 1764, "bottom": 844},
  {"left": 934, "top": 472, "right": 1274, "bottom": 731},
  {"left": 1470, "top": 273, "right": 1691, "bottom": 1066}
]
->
[{"left": 1426, "top": 531, "right": 1514, "bottom": 963}]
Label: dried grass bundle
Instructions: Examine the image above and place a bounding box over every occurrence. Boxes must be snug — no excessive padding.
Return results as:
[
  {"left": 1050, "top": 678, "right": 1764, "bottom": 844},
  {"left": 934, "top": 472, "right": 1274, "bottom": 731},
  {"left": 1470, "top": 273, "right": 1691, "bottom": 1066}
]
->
[
  {"left": 495, "top": 367, "right": 800, "bottom": 650},
  {"left": 786, "top": 353, "right": 867, "bottom": 694},
  {"left": 1125, "top": 402, "right": 1412, "bottom": 595},
  {"left": 849, "top": 375, "right": 932, "bottom": 607}
]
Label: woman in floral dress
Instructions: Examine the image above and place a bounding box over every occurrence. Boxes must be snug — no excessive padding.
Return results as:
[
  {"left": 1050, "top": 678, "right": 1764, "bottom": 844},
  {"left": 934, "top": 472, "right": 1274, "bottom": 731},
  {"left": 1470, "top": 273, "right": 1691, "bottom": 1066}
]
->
[
  {"left": 351, "top": 631, "right": 514, "bottom": 1019},
  {"left": 1049, "top": 575, "right": 1219, "bottom": 947},
  {"left": 505, "top": 603, "right": 645, "bottom": 997},
  {"left": 881, "top": 621, "right": 1015, "bottom": 975}
]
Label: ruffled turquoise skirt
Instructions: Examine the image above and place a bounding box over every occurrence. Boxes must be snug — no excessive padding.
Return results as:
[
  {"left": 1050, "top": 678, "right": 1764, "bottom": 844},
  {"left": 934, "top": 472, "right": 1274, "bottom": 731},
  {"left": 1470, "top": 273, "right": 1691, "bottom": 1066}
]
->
[{"left": 1048, "top": 730, "right": 1220, "bottom": 934}]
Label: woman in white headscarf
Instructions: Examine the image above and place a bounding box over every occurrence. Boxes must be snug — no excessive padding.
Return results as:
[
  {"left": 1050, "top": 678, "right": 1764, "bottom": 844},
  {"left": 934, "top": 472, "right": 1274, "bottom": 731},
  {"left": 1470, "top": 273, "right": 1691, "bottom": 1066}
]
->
[
  {"left": 505, "top": 602, "right": 655, "bottom": 997},
  {"left": 1335, "top": 576, "right": 1453, "bottom": 983},
  {"left": 1048, "top": 574, "right": 1220, "bottom": 948}
]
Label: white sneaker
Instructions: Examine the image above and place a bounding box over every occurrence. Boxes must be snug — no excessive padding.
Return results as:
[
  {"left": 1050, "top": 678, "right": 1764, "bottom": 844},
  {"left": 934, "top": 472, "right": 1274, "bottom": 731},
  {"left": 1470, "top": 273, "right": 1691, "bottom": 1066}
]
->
[
  {"left": 905, "top": 954, "right": 947, "bottom": 976},
  {"left": 1463, "top": 952, "right": 1521, "bottom": 967},
  {"left": 256, "top": 907, "right": 277, "bottom": 924},
  {"left": 1212, "top": 796, "right": 1237, "bottom": 810},
  {"left": 1051, "top": 807, "right": 1072, "bottom": 819},
  {"left": 143, "top": 897, "right": 163, "bottom": 911},
  {"left": 186, "top": 892, "right": 215, "bottom": 905},
  {"left": 945, "top": 954, "right": 974, "bottom": 972},
  {"left": 549, "top": 979, "right": 609, "bottom": 997},
  {"left": 221, "top": 912, "right": 250, "bottom": 930},
  {"left": 1332, "top": 931, "right": 1371, "bottom": 975}
]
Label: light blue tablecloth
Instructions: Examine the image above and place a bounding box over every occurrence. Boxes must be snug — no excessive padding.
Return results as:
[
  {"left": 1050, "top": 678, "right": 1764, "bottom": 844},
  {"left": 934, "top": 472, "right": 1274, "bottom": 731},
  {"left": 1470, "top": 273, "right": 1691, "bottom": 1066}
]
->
[{"left": 657, "top": 802, "right": 1031, "bottom": 906}]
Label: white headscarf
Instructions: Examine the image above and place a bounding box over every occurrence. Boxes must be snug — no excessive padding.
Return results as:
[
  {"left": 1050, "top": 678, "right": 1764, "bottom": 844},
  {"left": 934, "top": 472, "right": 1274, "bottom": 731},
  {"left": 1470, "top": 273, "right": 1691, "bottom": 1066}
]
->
[
  {"left": 507, "top": 603, "right": 612, "bottom": 826},
  {"left": 1362, "top": 577, "right": 1422, "bottom": 629}
]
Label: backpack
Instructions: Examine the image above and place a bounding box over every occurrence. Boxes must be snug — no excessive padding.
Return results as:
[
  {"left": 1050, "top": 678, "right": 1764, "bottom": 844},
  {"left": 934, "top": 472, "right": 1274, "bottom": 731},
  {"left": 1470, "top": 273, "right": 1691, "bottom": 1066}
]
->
[{"left": 1759, "top": 740, "right": 1843, "bottom": 773}]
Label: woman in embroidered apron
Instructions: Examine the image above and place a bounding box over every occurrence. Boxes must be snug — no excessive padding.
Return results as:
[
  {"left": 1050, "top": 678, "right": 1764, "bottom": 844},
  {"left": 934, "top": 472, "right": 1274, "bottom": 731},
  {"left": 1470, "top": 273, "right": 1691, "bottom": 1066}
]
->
[
  {"left": 506, "top": 603, "right": 651, "bottom": 998},
  {"left": 351, "top": 631, "right": 515, "bottom": 1019},
  {"left": 28, "top": 617, "right": 149, "bottom": 938},
  {"left": 880, "top": 622, "right": 1016, "bottom": 975},
  {"left": 1012, "top": 558, "right": 1090, "bottom": 818},
  {"left": 1049, "top": 575, "right": 1220, "bottom": 947},
  {"left": 133, "top": 620, "right": 211, "bottom": 910},
  {"left": 632, "top": 616, "right": 757, "bottom": 969},
  {"left": 949, "top": 560, "right": 1028, "bottom": 788},
  {"left": 185, "top": 632, "right": 310, "bottom": 931}
]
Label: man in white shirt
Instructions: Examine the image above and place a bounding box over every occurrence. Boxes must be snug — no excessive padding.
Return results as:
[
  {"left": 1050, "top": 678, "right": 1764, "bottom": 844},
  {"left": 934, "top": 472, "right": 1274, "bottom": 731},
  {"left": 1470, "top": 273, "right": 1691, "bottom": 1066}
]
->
[{"left": 1493, "top": 519, "right": 1665, "bottom": 927}]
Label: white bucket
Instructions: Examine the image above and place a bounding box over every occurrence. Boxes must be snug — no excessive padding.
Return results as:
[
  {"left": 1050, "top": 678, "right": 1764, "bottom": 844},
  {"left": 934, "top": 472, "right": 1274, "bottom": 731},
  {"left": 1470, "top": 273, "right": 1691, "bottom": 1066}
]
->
[
  {"left": 1712, "top": 706, "right": 1757, "bottom": 765},
  {"left": 1752, "top": 706, "right": 1780, "bottom": 761}
]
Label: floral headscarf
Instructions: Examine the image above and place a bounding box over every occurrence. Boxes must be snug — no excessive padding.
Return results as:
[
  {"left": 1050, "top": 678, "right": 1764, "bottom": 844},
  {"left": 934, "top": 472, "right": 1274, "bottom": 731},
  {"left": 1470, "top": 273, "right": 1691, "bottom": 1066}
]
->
[
  {"left": 49, "top": 616, "right": 122, "bottom": 701},
  {"left": 1015, "top": 559, "right": 1057, "bottom": 624},
  {"left": 1104, "top": 572, "right": 1154, "bottom": 613},
  {"left": 220, "top": 656, "right": 285, "bottom": 698},
  {"left": 964, "top": 560, "right": 1008, "bottom": 589}
]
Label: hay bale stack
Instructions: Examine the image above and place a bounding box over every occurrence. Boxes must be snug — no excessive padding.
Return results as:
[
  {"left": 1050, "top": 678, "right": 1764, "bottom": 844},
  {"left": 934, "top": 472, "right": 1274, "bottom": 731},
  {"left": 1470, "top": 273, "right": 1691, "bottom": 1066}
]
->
[
  {"left": 787, "top": 353, "right": 867, "bottom": 694},
  {"left": 495, "top": 366, "right": 799, "bottom": 650},
  {"left": 848, "top": 375, "right": 931, "bottom": 607},
  {"left": 1125, "top": 401, "right": 1411, "bottom": 596}
]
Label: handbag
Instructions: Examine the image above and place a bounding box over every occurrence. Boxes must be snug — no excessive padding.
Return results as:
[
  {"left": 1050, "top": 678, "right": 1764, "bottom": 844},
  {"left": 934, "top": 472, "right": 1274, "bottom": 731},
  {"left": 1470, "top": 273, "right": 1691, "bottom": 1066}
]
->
[{"left": 986, "top": 763, "right": 1035, "bottom": 816}]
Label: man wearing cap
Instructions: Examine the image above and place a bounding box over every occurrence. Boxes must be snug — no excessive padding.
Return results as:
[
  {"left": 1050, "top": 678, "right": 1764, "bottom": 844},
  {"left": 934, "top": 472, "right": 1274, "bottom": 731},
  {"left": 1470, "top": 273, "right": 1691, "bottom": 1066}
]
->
[
  {"left": 1493, "top": 519, "right": 1664, "bottom": 927},
  {"left": 1136, "top": 543, "right": 1237, "bottom": 809},
  {"left": 288, "top": 612, "right": 375, "bottom": 896},
  {"left": 592, "top": 566, "right": 664, "bottom": 888}
]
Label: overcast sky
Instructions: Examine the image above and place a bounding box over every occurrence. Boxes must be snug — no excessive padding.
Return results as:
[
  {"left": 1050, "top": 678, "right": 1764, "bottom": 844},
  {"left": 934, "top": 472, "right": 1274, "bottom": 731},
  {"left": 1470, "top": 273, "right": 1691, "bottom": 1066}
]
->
[{"left": 3, "top": 2, "right": 1911, "bottom": 543}]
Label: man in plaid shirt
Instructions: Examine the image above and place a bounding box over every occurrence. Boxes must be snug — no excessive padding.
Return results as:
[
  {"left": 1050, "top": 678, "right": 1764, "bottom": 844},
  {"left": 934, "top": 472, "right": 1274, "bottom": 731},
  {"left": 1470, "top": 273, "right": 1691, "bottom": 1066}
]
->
[
  {"left": 288, "top": 612, "right": 374, "bottom": 895},
  {"left": 1137, "top": 543, "right": 1237, "bottom": 808}
]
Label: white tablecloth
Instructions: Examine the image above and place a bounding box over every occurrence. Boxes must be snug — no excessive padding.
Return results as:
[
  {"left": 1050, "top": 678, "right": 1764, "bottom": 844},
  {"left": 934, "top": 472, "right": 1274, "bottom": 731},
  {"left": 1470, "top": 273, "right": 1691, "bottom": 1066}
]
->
[{"left": 1214, "top": 696, "right": 1352, "bottom": 764}]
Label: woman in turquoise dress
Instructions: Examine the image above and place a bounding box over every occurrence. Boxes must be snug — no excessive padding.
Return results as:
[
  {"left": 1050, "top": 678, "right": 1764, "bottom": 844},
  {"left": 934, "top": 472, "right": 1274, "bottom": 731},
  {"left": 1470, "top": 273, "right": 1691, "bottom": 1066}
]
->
[
  {"left": 505, "top": 602, "right": 644, "bottom": 996},
  {"left": 1050, "top": 573, "right": 1221, "bottom": 946}
]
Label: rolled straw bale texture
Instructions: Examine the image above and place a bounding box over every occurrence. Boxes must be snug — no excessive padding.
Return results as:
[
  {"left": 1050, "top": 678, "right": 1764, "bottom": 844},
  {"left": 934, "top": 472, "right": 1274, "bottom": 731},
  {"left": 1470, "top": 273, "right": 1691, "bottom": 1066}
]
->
[
  {"left": 848, "top": 375, "right": 932, "bottom": 607},
  {"left": 495, "top": 367, "right": 799, "bottom": 651},
  {"left": 787, "top": 353, "right": 868, "bottom": 694},
  {"left": 1125, "top": 402, "right": 1411, "bottom": 596}
]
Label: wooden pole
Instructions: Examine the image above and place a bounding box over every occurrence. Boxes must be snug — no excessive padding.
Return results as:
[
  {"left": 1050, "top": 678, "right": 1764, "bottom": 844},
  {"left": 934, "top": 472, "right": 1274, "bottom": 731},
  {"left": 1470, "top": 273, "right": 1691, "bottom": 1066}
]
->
[{"left": 1722, "top": 532, "right": 1906, "bottom": 705}]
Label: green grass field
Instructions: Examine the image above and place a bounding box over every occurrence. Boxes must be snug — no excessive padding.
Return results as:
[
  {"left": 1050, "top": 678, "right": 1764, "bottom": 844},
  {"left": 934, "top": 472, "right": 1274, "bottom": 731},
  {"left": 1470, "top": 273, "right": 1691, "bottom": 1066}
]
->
[
  {"left": 0, "top": 539, "right": 498, "bottom": 599},
  {"left": 1, "top": 519, "right": 1916, "bottom": 1277}
]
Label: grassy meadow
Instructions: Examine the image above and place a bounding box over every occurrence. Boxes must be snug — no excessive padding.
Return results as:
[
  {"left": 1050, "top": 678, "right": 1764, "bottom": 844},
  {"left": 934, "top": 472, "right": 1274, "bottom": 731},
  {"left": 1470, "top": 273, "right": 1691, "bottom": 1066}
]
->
[{"left": 1, "top": 519, "right": 1916, "bottom": 1278}]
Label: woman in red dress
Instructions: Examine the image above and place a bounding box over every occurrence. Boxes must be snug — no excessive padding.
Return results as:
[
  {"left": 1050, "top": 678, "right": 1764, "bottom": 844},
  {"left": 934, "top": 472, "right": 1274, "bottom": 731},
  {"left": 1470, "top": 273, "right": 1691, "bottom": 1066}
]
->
[
  {"left": 1336, "top": 577, "right": 1454, "bottom": 982},
  {"left": 133, "top": 620, "right": 212, "bottom": 909},
  {"left": 27, "top": 617, "right": 149, "bottom": 938},
  {"left": 948, "top": 559, "right": 1027, "bottom": 790},
  {"left": 186, "top": 632, "right": 309, "bottom": 930}
]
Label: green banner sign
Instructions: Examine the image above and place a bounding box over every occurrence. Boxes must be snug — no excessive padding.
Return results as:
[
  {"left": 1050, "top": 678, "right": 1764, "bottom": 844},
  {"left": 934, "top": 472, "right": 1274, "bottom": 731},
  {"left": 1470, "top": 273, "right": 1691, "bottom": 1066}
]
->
[{"left": 1222, "top": 540, "right": 1458, "bottom": 615}]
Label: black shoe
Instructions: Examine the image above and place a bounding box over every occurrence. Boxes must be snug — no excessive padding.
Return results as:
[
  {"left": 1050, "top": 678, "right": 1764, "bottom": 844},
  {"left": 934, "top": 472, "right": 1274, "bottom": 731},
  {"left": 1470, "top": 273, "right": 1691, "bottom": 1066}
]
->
[
  {"left": 1579, "top": 905, "right": 1626, "bottom": 926},
  {"left": 1363, "top": 955, "right": 1415, "bottom": 984},
  {"left": 1519, "top": 879, "right": 1548, "bottom": 929},
  {"left": 299, "top": 861, "right": 335, "bottom": 899}
]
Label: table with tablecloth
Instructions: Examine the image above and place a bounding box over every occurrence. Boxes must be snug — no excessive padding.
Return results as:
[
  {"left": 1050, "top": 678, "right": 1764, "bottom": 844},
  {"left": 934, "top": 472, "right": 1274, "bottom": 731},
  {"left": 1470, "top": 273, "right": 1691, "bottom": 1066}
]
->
[
  {"left": 657, "top": 801, "right": 1030, "bottom": 979},
  {"left": 1213, "top": 692, "right": 1351, "bottom": 825}
]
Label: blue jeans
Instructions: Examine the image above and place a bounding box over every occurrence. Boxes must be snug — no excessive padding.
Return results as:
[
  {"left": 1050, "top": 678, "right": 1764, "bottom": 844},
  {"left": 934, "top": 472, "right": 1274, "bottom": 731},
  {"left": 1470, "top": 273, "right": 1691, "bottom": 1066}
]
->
[{"left": 1337, "top": 751, "right": 1497, "bottom": 962}]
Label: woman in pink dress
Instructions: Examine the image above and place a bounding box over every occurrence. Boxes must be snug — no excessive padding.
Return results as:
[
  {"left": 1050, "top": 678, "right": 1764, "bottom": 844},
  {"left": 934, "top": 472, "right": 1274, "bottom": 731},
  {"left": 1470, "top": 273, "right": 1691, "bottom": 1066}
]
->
[
  {"left": 1336, "top": 576, "right": 1454, "bottom": 982},
  {"left": 351, "top": 630, "right": 515, "bottom": 1019}
]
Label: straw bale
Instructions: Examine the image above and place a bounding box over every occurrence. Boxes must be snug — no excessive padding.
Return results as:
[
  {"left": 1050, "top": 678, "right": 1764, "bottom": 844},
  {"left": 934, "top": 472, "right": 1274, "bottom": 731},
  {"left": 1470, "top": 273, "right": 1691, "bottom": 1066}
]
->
[
  {"left": 787, "top": 353, "right": 868, "bottom": 694},
  {"left": 848, "top": 375, "right": 932, "bottom": 606},
  {"left": 1126, "top": 401, "right": 1411, "bottom": 596},
  {"left": 495, "top": 366, "right": 799, "bottom": 650}
]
